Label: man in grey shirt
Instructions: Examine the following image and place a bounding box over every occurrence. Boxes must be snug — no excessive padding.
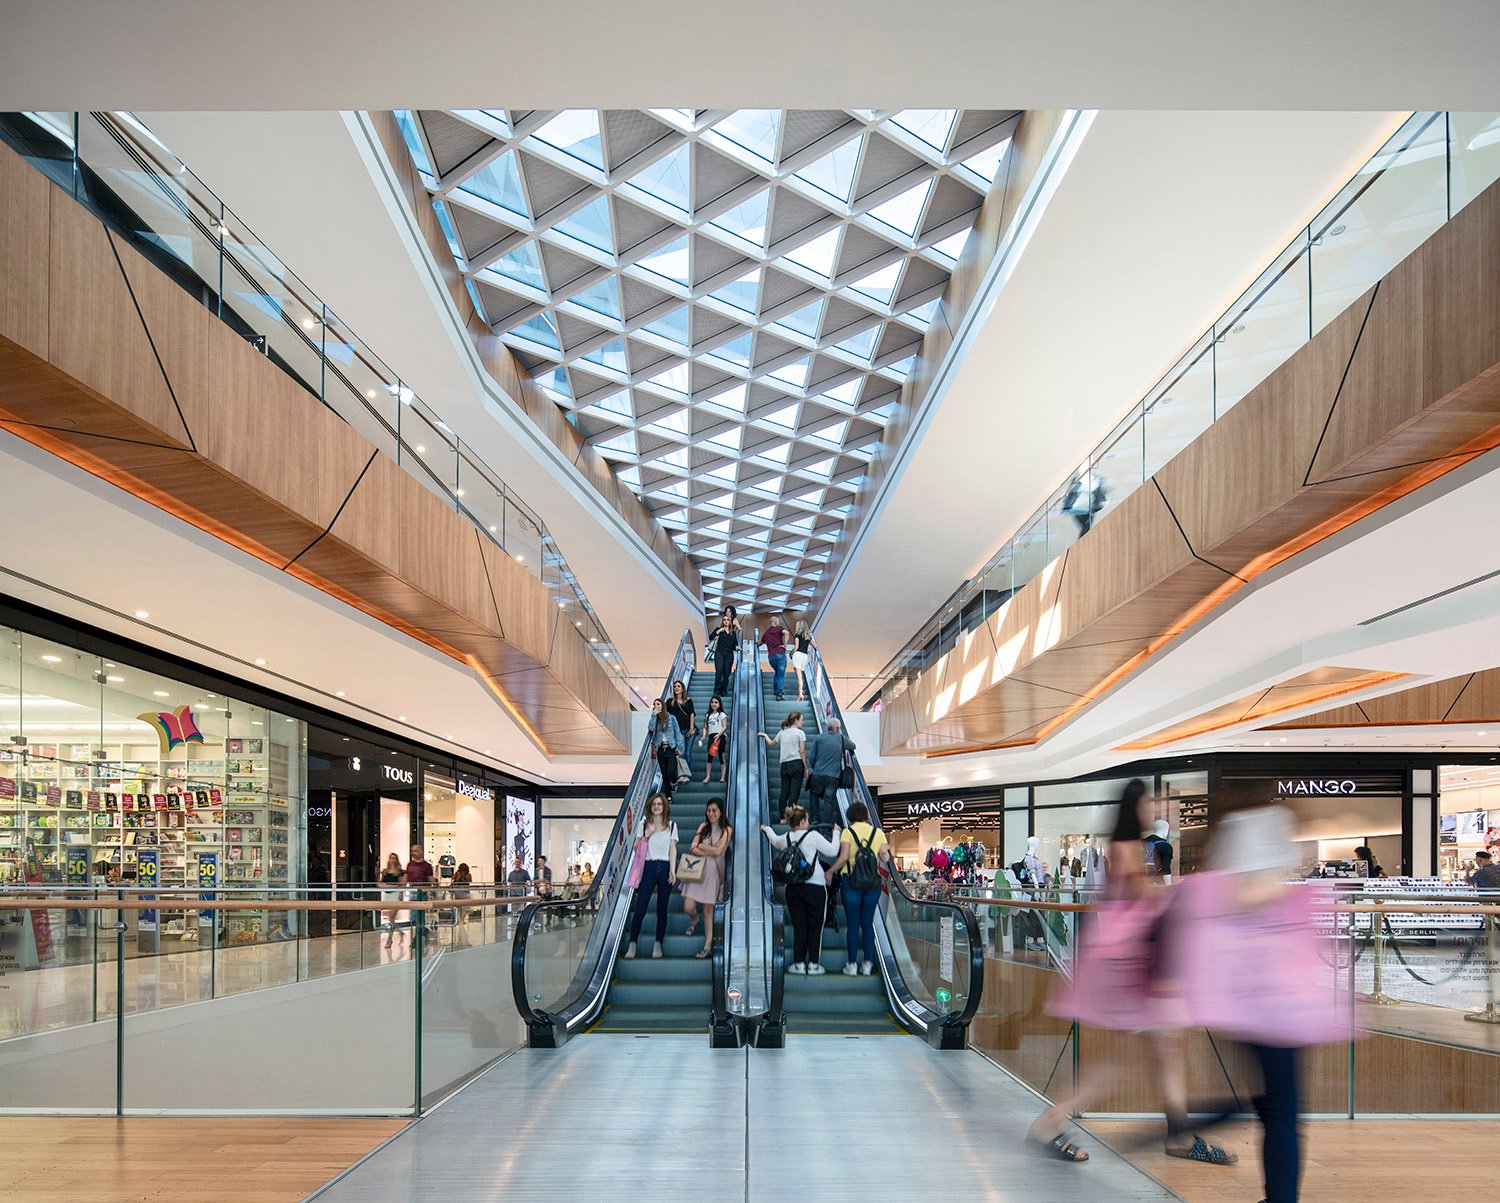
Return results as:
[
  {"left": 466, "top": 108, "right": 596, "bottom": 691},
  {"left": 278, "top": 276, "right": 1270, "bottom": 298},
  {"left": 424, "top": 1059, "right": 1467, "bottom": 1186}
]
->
[{"left": 805, "top": 718, "right": 856, "bottom": 830}]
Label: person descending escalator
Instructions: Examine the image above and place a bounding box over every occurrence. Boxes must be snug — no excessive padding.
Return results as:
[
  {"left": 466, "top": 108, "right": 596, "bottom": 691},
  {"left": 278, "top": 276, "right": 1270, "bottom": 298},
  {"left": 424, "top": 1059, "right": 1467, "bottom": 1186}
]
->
[
  {"left": 708, "top": 614, "right": 738, "bottom": 696},
  {"left": 647, "top": 697, "right": 685, "bottom": 801},
  {"left": 701, "top": 695, "right": 729, "bottom": 784},
  {"left": 624, "top": 793, "right": 679, "bottom": 961},
  {"left": 682, "top": 798, "right": 732, "bottom": 960}
]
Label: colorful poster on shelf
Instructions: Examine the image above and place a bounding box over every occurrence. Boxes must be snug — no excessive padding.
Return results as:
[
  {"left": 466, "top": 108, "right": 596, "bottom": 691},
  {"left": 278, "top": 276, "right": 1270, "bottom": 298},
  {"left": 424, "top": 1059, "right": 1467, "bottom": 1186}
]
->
[
  {"left": 122, "top": 793, "right": 135, "bottom": 812},
  {"left": 152, "top": 793, "right": 168, "bottom": 811},
  {"left": 0, "top": 778, "right": 14, "bottom": 800},
  {"left": 87, "top": 790, "right": 100, "bottom": 809},
  {"left": 65, "top": 790, "right": 83, "bottom": 809},
  {"left": 20, "top": 781, "right": 36, "bottom": 802},
  {"left": 45, "top": 785, "right": 60, "bottom": 805},
  {"left": 65, "top": 847, "right": 90, "bottom": 889},
  {"left": 195, "top": 790, "right": 210, "bottom": 807},
  {"left": 208, "top": 788, "right": 221, "bottom": 804},
  {"left": 226, "top": 739, "right": 242, "bottom": 754},
  {"left": 137, "top": 849, "right": 158, "bottom": 929},
  {"left": 23, "top": 861, "right": 53, "bottom": 963}
]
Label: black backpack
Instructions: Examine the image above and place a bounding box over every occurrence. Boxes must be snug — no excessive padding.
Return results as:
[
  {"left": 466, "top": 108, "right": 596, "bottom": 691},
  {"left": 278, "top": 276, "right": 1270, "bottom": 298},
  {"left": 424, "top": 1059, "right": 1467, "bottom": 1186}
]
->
[
  {"left": 847, "top": 826, "right": 882, "bottom": 891},
  {"left": 772, "top": 831, "right": 815, "bottom": 885}
]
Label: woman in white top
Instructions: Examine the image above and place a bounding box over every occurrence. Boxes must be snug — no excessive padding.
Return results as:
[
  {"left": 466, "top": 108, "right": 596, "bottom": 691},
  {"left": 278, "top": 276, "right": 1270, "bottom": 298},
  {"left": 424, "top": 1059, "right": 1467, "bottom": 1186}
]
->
[
  {"left": 701, "top": 695, "right": 729, "bottom": 784},
  {"left": 624, "top": 792, "right": 678, "bottom": 959},
  {"left": 760, "top": 710, "right": 807, "bottom": 814},
  {"left": 762, "top": 804, "right": 841, "bottom": 975}
]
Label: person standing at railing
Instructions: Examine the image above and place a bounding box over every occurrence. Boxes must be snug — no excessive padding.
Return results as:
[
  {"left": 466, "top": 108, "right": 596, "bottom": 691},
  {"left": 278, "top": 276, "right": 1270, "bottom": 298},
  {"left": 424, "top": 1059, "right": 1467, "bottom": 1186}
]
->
[
  {"left": 760, "top": 711, "right": 808, "bottom": 814},
  {"left": 826, "top": 801, "right": 891, "bottom": 977},
  {"left": 760, "top": 614, "right": 790, "bottom": 701},
  {"left": 763, "top": 805, "right": 841, "bottom": 975},
  {"left": 624, "top": 793, "right": 678, "bottom": 960},
  {"left": 805, "top": 718, "right": 855, "bottom": 831},
  {"left": 790, "top": 620, "right": 816, "bottom": 701},
  {"left": 708, "top": 614, "right": 738, "bottom": 696}
]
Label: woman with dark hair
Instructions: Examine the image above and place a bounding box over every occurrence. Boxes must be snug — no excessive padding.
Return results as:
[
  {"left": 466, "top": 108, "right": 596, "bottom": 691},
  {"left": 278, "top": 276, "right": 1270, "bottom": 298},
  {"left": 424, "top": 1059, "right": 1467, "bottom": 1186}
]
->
[
  {"left": 702, "top": 695, "right": 729, "bottom": 783},
  {"left": 708, "top": 614, "right": 738, "bottom": 696},
  {"left": 647, "top": 697, "right": 684, "bottom": 800},
  {"left": 682, "top": 798, "right": 733, "bottom": 958},
  {"left": 1354, "top": 845, "right": 1384, "bottom": 878},
  {"left": 666, "top": 679, "right": 697, "bottom": 751},
  {"left": 1024, "top": 779, "right": 1234, "bottom": 1168},
  {"left": 763, "top": 805, "right": 841, "bottom": 975}
]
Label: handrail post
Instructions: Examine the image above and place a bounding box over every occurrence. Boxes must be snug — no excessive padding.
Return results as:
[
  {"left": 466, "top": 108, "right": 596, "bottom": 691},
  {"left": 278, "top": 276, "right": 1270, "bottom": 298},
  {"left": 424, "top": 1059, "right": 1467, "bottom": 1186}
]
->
[
  {"left": 413, "top": 888, "right": 424, "bottom": 1116},
  {"left": 1364, "top": 902, "right": 1400, "bottom": 1007},
  {"left": 1465, "top": 912, "right": 1500, "bottom": 1025}
]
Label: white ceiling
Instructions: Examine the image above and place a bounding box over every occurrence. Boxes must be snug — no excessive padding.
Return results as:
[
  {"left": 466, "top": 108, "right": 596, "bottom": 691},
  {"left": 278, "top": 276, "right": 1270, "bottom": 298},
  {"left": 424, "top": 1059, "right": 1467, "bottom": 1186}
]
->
[
  {"left": 396, "top": 107, "right": 1017, "bottom": 613},
  {"left": 137, "top": 110, "right": 704, "bottom": 679},
  {"left": 6, "top": 1, "right": 1500, "bottom": 110},
  {"left": 0, "top": 433, "right": 639, "bottom": 787},
  {"left": 816, "top": 108, "right": 1406, "bottom": 696}
]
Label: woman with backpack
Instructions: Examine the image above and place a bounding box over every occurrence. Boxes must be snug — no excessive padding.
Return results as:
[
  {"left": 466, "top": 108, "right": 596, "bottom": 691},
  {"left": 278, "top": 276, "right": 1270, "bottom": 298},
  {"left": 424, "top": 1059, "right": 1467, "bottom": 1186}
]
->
[
  {"left": 827, "top": 800, "right": 890, "bottom": 976},
  {"left": 762, "top": 805, "right": 841, "bottom": 976}
]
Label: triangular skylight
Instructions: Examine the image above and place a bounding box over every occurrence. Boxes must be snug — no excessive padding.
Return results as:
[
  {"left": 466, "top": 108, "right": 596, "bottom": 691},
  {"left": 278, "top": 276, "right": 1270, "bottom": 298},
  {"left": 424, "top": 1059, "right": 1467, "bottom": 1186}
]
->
[{"left": 410, "top": 106, "right": 1014, "bottom": 611}]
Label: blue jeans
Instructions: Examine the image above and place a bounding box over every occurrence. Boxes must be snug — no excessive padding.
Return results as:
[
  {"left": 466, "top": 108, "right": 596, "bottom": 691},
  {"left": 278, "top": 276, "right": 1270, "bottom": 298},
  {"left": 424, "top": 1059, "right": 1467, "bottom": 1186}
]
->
[
  {"left": 768, "top": 652, "right": 787, "bottom": 696},
  {"left": 629, "top": 859, "right": 672, "bottom": 947},
  {"left": 842, "top": 882, "right": 880, "bottom": 964}
]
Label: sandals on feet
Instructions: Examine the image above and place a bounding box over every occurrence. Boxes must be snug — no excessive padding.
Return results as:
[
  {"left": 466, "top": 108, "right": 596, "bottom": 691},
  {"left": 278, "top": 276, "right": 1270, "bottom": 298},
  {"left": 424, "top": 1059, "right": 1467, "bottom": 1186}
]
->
[
  {"left": 694, "top": 948, "right": 709, "bottom": 959},
  {"left": 1164, "top": 1136, "right": 1238, "bottom": 1165},
  {"left": 1025, "top": 1129, "right": 1090, "bottom": 1163}
]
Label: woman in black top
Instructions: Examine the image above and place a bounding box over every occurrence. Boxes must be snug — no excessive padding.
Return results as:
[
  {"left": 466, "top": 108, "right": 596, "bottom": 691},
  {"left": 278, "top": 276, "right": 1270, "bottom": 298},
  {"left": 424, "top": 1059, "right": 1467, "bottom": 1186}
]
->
[
  {"left": 666, "top": 679, "right": 697, "bottom": 750},
  {"left": 379, "top": 852, "right": 404, "bottom": 949},
  {"left": 709, "top": 615, "right": 738, "bottom": 695}
]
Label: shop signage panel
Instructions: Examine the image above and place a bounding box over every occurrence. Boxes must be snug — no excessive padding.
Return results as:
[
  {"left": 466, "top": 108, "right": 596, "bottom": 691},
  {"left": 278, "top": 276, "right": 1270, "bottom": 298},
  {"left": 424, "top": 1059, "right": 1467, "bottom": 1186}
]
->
[
  {"left": 884, "top": 795, "right": 1003, "bottom": 823},
  {"left": 457, "top": 775, "right": 496, "bottom": 803}
]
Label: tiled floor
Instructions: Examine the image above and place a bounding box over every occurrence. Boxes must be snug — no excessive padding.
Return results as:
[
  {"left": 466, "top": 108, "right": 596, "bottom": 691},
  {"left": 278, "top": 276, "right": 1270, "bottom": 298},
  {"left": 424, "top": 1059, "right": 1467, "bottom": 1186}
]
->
[{"left": 311, "top": 1035, "right": 1176, "bottom": 1202}]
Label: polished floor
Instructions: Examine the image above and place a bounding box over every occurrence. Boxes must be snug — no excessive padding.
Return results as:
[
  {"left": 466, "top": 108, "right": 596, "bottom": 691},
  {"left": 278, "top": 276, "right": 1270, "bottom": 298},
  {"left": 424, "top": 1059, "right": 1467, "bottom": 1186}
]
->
[
  {"left": 0, "top": 1117, "right": 405, "bottom": 1203},
  {"left": 309, "top": 1035, "right": 1175, "bottom": 1202}
]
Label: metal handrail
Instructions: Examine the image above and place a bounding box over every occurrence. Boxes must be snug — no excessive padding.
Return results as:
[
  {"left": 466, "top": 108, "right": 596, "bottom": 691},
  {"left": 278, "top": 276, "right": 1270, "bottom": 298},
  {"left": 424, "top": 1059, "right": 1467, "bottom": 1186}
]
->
[
  {"left": 806, "top": 647, "right": 985, "bottom": 1045},
  {"left": 509, "top": 629, "right": 694, "bottom": 1045}
]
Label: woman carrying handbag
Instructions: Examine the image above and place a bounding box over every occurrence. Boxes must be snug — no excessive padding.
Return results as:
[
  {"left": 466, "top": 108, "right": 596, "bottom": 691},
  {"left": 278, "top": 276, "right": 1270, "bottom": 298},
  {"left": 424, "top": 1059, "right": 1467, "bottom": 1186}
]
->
[
  {"left": 681, "top": 797, "right": 732, "bottom": 959},
  {"left": 624, "top": 793, "right": 678, "bottom": 960}
]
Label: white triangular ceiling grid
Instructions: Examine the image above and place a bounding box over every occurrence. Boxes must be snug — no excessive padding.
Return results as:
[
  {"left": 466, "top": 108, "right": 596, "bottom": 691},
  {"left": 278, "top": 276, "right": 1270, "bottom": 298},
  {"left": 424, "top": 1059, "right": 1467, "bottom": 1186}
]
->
[{"left": 399, "top": 108, "right": 1017, "bottom": 612}]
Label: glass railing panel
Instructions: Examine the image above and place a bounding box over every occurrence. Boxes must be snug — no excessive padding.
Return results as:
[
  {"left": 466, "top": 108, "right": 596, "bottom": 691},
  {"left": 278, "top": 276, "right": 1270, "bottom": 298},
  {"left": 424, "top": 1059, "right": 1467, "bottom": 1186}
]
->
[
  {"left": 1143, "top": 333, "right": 1215, "bottom": 478},
  {"left": 881, "top": 886, "right": 976, "bottom": 1019},
  {"left": 1310, "top": 112, "right": 1447, "bottom": 335},
  {"left": 1212, "top": 233, "right": 1312, "bottom": 417},
  {"left": 457, "top": 443, "right": 509, "bottom": 553},
  {"left": 1011, "top": 519, "right": 1048, "bottom": 589},
  {"left": 1043, "top": 478, "right": 1086, "bottom": 564},
  {"left": 1450, "top": 112, "right": 1500, "bottom": 213},
  {"left": 1091, "top": 407, "right": 1145, "bottom": 526},
  {"left": 402, "top": 397, "right": 461, "bottom": 504},
  {"left": 321, "top": 314, "right": 402, "bottom": 461},
  {"left": 420, "top": 886, "right": 526, "bottom": 1105}
]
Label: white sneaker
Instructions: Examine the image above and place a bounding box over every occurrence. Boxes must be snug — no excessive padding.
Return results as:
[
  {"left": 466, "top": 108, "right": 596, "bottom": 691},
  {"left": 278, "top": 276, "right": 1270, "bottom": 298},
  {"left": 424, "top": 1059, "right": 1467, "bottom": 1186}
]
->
[
  {"left": 651, "top": 945, "right": 664, "bottom": 959},
  {"left": 806, "top": 963, "right": 826, "bottom": 976},
  {"left": 843, "top": 962, "right": 859, "bottom": 976},
  {"left": 788, "top": 962, "right": 806, "bottom": 975},
  {"left": 860, "top": 960, "right": 874, "bottom": 976},
  {"left": 623, "top": 944, "right": 636, "bottom": 959}
]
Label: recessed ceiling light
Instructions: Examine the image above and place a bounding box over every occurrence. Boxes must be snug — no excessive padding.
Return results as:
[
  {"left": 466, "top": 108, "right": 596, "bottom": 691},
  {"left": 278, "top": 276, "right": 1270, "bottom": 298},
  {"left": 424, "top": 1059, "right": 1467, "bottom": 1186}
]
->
[
  {"left": 445, "top": 733, "right": 454, "bottom": 739},
  {"left": 302, "top": 318, "right": 317, "bottom": 329},
  {"left": 398, "top": 715, "right": 407, "bottom": 722},
  {"left": 488, "top": 525, "right": 497, "bottom": 533},
  {"left": 107, "top": 675, "right": 124, "bottom": 683},
  {"left": 415, "top": 444, "right": 426, "bottom": 454},
  {"left": 335, "top": 691, "right": 346, "bottom": 698},
  {"left": 366, "top": 389, "right": 377, "bottom": 398},
  {"left": 456, "top": 488, "right": 464, "bottom": 497},
  {"left": 285, "top": 718, "right": 294, "bottom": 723},
  {"left": 1329, "top": 223, "right": 1347, "bottom": 236},
  {"left": 134, "top": 610, "right": 150, "bottom": 620},
  {"left": 41, "top": 654, "right": 61, "bottom": 663},
  {"left": 153, "top": 690, "right": 169, "bottom": 698},
  {"left": 1279, "top": 736, "right": 1287, "bottom": 742},
  {"left": 514, "top": 554, "right": 524, "bottom": 562},
  {"left": 575, "top": 621, "right": 582, "bottom": 627},
  {"left": 254, "top": 658, "right": 267, "bottom": 666},
  {"left": 251, "top": 721, "right": 263, "bottom": 726}
]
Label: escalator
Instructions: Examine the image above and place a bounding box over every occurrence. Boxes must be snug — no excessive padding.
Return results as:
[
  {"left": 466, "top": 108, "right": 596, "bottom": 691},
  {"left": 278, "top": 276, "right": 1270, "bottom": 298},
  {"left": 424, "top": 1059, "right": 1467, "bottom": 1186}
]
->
[
  {"left": 511, "top": 630, "right": 715, "bottom": 1045},
  {"left": 591, "top": 664, "right": 728, "bottom": 1033}
]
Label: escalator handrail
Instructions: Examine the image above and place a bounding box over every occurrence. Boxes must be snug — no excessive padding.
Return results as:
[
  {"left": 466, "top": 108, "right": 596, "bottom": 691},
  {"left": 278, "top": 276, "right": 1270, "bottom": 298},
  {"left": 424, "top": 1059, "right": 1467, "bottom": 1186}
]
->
[
  {"left": 750, "top": 636, "right": 784, "bottom": 1027},
  {"left": 806, "top": 648, "right": 985, "bottom": 1034},
  {"left": 510, "top": 628, "right": 696, "bottom": 1034},
  {"left": 711, "top": 636, "right": 751, "bottom": 1032}
]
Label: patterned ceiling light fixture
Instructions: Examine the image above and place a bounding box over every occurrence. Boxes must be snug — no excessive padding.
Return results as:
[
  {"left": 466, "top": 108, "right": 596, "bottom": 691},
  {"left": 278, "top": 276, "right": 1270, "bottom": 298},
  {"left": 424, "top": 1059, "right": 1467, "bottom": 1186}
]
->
[{"left": 397, "top": 108, "right": 1017, "bottom": 613}]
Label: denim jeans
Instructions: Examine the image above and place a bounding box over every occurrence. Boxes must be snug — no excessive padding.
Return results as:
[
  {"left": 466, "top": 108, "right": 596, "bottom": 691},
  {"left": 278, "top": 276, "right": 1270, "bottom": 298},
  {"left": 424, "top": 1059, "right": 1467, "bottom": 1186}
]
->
[
  {"left": 629, "top": 859, "right": 672, "bottom": 947},
  {"left": 768, "top": 652, "right": 787, "bottom": 696},
  {"left": 842, "top": 882, "right": 880, "bottom": 964},
  {"left": 1252, "top": 1044, "right": 1301, "bottom": 1203}
]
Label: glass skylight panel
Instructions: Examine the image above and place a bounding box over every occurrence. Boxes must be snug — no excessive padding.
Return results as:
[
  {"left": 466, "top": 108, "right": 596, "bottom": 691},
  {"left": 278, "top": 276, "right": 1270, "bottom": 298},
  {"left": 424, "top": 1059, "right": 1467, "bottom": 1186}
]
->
[
  {"left": 650, "top": 108, "right": 696, "bottom": 132},
  {"left": 769, "top": 357, "right": 811, "bottom": 389},
  {"left": 906, "top": 297, "right": 942, "bottom": 327},
  {"left": 645, "top": 406, "right": 692, "bottom": 437},
  {"left": 705, "top": 427, "right": 743, "bottom": 454},
  {"left": 709, "top": 331, "right": 754, "bottom": 368},
  {"left": 536, "top": 366, "right": 572, "bottom": 402},
  {"left": 892, "top": 109, "right": 958, "bottom": 152},
  {"left": 868, "top": 179, "right": 933, "bottom": 239},
  {"left": 795, "top": 139, "right": 862, "bottom": 204},
  {"left": 786, "top": 227, "right": 841, "bottom": 280},
  {"left": 533, "top": 110, "right": 604, "bottom": 170},
  {"left": 887, "top": 353, "right": 918, "bottom": 379},
  {"left": 480, "top": 109, "right": 511, "bottom": 132},
  {"left": 638, "top": 235, "right": 690, "bottom": 286},
  {"left": 773, "top": 298, "right": 825, "bottom": 339},
  {"left": 623, "top": 142, "right": 691, "bottom": 214},
  {"left": 510, "top": 312, "right": 560, "bottom": 350},
  {"left": 835, "top": 325, "right": 880, "bottom": 362},
  {"left": 394, "top": 111, "right": 431, "bottom": 178},
  {"left": 459, "top": 151, "right": 528, "bottom": 217},
  {"left": 646, "top": 362, "right": 691, "bottom": 396},
  {"left": 486, "top": 242, "right": 546, "bottom": 291},
  {"left": 958, "top": 137, "right": 1011, "bottom": 186},
  {"left": 709, "top": 383, "right": 748, "bottom": 412},
  {"left": 709, "top": 189, "right": 771, "bottom": 249},
  {"left": 754, "top": 442, "right": 791, "bottom": 466},
  {"left": 554, "top": 195, "right": 614, "bottom": 252},
  {"left": 709, "top": 268, "right": 761, "bottom": 315},
  {"left": 850, "top": 259, "right": 903, "bottom": 304},
  {"left": 432, "top": 199, "right": 464, "bottom": 262},
  {"left": 582, "top": 338, "right": 628, "bottom": 373},
  {"left": 570, "top": 276, "right": 621, "bottom": 320},
  {"left": 642, "top": 304, "right": 691, "bottom": 347},
  {"left": 929, "top": 229, "right": 971, "bottom": 264},
  {"left": 706, "top": 110, "right": 781, "bottom": 164}
]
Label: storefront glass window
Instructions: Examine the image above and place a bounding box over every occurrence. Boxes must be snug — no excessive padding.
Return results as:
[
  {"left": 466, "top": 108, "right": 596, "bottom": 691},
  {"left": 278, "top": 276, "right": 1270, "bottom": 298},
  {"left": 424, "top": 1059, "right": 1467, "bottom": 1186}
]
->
[
  {"left": 1438, "top": 764, "right": 1500, "bottom": 883},
  {"left": 540, "top": 798, "right": 615, "bottom": 886}
]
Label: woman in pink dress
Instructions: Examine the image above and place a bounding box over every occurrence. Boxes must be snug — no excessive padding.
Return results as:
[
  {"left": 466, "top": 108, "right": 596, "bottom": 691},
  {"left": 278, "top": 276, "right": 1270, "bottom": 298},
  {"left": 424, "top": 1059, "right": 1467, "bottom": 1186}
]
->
[
  {"left": 1025, "top": 780, "right": 1234, "bottom": 1168},
  {"left": 681, "top": 798, "right": 732, "bottom": 959}
]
